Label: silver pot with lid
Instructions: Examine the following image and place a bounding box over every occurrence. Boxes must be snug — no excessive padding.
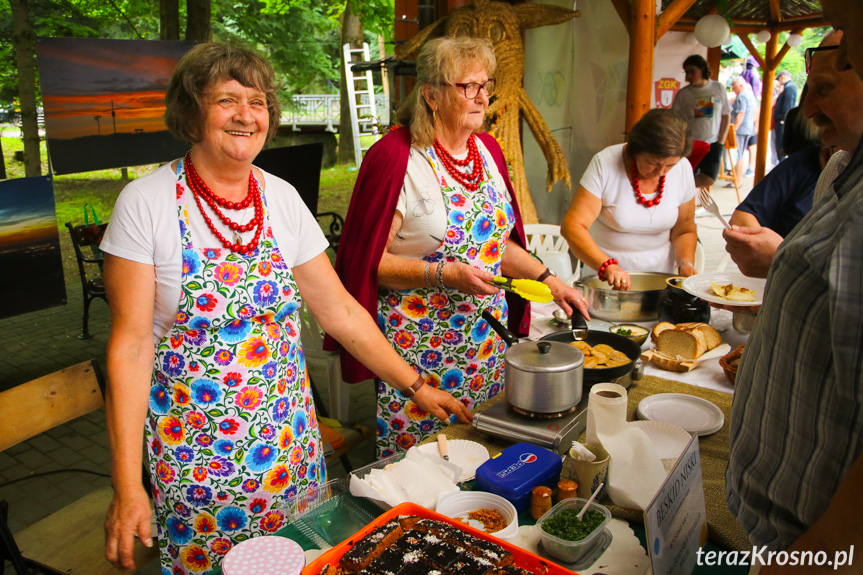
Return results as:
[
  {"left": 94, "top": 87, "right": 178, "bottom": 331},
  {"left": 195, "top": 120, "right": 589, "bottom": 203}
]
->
[
  {"left": 481, "top": 311, "right": 584, "bottom": 414},
  {"left": 504, "top": 339, "right": 585, "bottom": 414}
]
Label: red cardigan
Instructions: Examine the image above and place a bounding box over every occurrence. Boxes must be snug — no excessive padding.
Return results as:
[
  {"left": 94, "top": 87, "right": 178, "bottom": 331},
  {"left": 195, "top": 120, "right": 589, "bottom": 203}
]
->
[{"left": 323, "top": 127, "right": 530, "bottom": 383}]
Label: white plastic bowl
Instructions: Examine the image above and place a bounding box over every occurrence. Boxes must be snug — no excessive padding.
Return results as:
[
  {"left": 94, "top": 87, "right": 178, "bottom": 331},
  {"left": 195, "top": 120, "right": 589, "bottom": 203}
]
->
[{"left": 435, "top": 491, "right": 519, "bottom": 540}]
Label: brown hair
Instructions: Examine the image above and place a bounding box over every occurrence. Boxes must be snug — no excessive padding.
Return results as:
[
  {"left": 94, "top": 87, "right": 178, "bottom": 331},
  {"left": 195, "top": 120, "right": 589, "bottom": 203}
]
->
[
  {"left": 395, "top": 36, "right": 496, "bottom": 148},
  {"left": 164, "top": 42, "right": 281, "bottom": 144},
  {"left": 683, "top": 54, "right": 712, "bottom": 80},
  {"left": 627, "top": 108, "right": 692, "bottom": 159}
]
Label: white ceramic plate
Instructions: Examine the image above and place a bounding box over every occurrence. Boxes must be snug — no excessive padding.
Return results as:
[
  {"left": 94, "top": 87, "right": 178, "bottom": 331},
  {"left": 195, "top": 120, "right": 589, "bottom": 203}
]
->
[
  {"left": 636, "top": 393, "right": 725, "bottom": 436},
  {"left": 416, "top": 439, "right": 490, "bottom": 482},
  {"left": 629, "top": 420, "right": 691, "bottom": 460},
  {"left": 681, "top": 272, "right": 766, "bottom": 306}
]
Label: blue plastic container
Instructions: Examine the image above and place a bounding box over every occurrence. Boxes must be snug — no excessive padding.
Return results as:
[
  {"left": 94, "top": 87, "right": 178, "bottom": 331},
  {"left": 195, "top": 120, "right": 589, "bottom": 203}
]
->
[{"left": 475, "top": 443, "right": 563, "bottom": 512}]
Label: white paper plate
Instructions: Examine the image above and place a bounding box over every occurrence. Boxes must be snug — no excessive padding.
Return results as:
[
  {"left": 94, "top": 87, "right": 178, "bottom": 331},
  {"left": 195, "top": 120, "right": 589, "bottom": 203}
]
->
[
  {"left": 416, "top": 439, "right": 490, "bottom": 482},
  {"left": 629, "top": 420, "right": 691, "bottom": 460},
  {"left": 636, "top": 393, "right": 725, "bottom": 436},
  {"left": 681, "top": 272, "right": 766, "bottom": 306}
]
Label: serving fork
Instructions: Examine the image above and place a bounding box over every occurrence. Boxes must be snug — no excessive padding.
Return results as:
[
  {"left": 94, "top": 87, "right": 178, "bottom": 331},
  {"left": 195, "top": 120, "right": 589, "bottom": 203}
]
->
[{"left": 698, "top": 188, "right": 732, "bottom": 230}]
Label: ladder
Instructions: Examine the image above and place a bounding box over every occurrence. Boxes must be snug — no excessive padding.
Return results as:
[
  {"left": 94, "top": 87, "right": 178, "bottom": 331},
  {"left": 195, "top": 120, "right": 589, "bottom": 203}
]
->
[{"left": 343, "top": 43, "right": 381, "bottom": 168}]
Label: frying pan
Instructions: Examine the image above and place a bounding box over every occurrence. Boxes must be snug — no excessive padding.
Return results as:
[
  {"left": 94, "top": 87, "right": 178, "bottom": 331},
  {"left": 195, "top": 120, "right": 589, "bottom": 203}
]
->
[{"left": 539, "top": 315, "right": 642, "bottom": 385}]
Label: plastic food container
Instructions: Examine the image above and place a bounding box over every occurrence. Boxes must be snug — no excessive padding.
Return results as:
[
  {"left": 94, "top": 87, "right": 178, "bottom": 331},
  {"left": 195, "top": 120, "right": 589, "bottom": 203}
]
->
[
  {"left": 435, "top": 490, "right": 519, "bottom": 540},
  {"left": 475, "top": 443, "right": 562, "bottom": 512},
  {"left": 536, "top": 497, "right": 612, "bottom": 563}
]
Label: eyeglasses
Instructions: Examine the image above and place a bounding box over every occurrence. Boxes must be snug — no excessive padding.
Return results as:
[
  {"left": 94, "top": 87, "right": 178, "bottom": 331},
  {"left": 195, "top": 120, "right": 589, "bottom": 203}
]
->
[
  {"left": 449, "top": 79, "right": 496, "bottom": 99},
  {"left": 805, "top": 45, "right": 839, "bottom": 74}
]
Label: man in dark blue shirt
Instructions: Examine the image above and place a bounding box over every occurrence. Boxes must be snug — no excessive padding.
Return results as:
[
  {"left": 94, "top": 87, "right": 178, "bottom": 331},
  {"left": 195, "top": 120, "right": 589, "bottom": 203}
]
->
[{"left": 772, "top": 70, "right": 797, "bottom": 161}]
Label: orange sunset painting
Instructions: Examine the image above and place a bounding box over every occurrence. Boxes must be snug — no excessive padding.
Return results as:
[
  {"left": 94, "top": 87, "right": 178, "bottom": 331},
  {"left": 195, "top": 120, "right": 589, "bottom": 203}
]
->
[
  {"left": 37, "top": 37, "right": 192, "bottom": 174},
  {"left": 0, "top": 176, "right": 66, "bottom": 319}
]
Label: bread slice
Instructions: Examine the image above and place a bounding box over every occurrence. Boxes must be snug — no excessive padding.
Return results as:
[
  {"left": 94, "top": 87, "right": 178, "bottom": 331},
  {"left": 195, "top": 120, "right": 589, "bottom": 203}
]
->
[
  {"left": 691, "top": 324, "right": 721, "bottom": 350},
  {"left": 651, "top": 322, "right": 676, "bottom": 343},
  {"left": 656, "top": 328, "right": 707, "bottom": 359}
]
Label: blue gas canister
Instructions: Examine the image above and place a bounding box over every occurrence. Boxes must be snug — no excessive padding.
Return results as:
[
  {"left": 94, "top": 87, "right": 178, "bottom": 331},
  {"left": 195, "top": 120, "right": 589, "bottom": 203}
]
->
[{"left": 475, "top": 443, "right": 563, "bottom": 512}]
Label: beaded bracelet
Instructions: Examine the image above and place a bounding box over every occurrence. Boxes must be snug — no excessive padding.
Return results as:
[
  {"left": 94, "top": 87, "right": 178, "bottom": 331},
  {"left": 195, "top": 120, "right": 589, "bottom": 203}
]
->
[
  {"left": 597, "top": 258, "right": 618, "bottom": 281},
  {"left": 424, "top": 262, "right": 433, "bottom": 287},
  {"left": 436, "top": 261, "right": 446, "bottom": 287}
]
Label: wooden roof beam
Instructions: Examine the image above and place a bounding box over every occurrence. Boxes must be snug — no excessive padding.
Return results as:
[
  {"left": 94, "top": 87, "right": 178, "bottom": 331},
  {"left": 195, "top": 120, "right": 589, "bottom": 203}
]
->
[
  {"left": 769, "top": 0, "right": 781, "bottom": 22},
  {"left": 612, "top": 0, "right": 631, "bottom": 35},
  {"left": 656, "top": 0, "right": 698, "bottom": 40},
  {"left": 738, "top": 33, "right": 766, "bottom": 68},
  {"left": 671, "top": 18, "right": 826, "bottom": 35}
]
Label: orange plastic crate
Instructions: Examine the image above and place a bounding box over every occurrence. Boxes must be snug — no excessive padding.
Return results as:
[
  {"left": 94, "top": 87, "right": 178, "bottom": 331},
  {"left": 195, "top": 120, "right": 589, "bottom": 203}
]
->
[{"left": 302, "top": 501, "right": 574, "bottom": 575}]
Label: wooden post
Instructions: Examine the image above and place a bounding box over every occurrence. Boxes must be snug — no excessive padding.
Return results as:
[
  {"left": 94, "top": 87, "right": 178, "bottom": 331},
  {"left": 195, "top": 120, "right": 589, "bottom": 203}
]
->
[
  {"left": 624, "top": 0, "right": 655, "bottom": 135},
  {"left": 754, "top": 34, "right": 778, "bottom": 183}
]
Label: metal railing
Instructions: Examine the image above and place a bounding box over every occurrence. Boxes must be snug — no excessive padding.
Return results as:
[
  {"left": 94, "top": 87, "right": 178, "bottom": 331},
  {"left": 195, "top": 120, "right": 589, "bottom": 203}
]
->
[{"left": 281, "top": 94, "right": 389, "bottom": 132}]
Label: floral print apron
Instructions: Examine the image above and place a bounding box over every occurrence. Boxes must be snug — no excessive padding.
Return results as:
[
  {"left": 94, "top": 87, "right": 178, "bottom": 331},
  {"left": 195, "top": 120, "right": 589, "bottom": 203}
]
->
[
  {"left": 146, "top": 159, "right": 324, "bottom": 573},
  {"left": 376, "top": 144, "right": 516, "bottom": 458}
]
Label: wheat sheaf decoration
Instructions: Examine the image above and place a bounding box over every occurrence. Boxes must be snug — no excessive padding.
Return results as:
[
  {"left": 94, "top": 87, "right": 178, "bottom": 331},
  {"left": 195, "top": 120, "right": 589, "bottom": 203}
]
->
[{"left": 399, "top": 0, "right": 579, "bottom": 224}]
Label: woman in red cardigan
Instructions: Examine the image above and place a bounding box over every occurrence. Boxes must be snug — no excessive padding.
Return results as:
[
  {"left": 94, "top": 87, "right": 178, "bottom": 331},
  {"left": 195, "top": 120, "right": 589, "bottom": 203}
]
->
[{"left": 329, "top": 37, "right": 588, "bottom": 457}]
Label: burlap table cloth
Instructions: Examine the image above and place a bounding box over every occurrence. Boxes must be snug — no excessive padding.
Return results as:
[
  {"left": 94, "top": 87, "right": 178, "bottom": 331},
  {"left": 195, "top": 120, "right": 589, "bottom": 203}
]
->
[{"left": 420, "top": 374, "right": 749, "bottom": 551}]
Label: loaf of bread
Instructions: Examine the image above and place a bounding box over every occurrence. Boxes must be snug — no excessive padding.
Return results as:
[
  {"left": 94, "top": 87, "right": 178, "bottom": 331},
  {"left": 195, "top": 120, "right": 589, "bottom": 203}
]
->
[
  {"left": 655, "top": 322, "right": 722, "bottom": 360},
  {"left": 651, "top": 322, "right": 675, "bottom": 343}
]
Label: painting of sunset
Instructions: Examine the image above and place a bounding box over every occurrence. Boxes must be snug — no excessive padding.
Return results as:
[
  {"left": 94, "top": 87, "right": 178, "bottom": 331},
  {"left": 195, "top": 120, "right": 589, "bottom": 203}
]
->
[
  {"left": 37, "top": 37, "right": 193, "bottom": 174},
  {"left": 0, "top": 176, "right": 66, "bottom": 319}
]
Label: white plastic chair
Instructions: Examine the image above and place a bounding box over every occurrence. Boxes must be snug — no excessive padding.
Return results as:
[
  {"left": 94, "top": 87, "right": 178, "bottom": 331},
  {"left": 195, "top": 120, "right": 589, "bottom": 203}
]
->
[
  {"left": 299, "top": 301, "right": 350, "bottom": 421},
  {"left": 522, "top": 224, "right": 581, "bottom": 284}
]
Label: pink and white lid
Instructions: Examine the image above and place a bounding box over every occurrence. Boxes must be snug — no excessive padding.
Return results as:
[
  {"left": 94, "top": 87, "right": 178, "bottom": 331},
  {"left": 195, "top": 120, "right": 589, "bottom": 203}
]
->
[{"left": 222, "top": 536, "right": 305, "bottom": 575}]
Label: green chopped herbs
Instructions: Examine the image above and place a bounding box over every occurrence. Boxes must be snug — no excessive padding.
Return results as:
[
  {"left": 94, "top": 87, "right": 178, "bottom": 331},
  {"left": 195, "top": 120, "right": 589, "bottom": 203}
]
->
[
  {"left": 615, "top": 328, "right": 633, "bottom": 336},
  {"left": 541, "top": 508, "right": 605, "bottom": 542}
]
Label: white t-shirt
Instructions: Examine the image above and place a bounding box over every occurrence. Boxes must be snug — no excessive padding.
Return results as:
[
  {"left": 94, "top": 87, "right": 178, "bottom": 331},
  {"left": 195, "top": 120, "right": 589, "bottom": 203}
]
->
[
  {"left": 389, "top": 139, "right": 511, "bottom": 259},
  {"left": 100, "top": 161, "right": 329, "bottom": 343},
  {"left": 672, "top": 80, "right": 731, "bottom": 143},
  {"left": 579, "top": 143, "right": 696, "bottom": 274}
]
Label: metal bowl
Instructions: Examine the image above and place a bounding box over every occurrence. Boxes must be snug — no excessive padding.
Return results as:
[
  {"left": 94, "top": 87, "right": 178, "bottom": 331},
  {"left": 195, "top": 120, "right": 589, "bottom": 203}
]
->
[{"left": 576, "top": 272, "right": 674, "bottom": 322}]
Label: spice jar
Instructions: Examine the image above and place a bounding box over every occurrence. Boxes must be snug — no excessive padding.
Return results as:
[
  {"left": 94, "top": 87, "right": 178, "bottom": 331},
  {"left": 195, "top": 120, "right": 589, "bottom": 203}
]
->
[
  {"left": 531, "top": 485, "right": 553, "bottom": 520},
  {"left": 556, "top": 479, "right": 578, "bottom": 502}
]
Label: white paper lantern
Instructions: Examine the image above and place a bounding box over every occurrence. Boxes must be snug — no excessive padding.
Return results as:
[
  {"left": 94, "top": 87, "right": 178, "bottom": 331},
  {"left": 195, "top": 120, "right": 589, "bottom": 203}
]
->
[
  {"left": 694, "top": 14, "right": 731, "bottom": 48},
  {"left": 685, "top": 32, "right": 699, "bottom": 45},
  {"left": 787, "top": 33, "right": 803, "bottom": 47},
  {"left": 722, "top": 30, "right": 733, "bottom": 45},
  {"left": 756, "top": 30, "right": 771, "bottom": 43}
]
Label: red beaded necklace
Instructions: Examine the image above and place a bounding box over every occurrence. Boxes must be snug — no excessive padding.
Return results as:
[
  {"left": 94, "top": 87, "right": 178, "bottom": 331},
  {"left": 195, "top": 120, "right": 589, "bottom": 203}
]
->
[
  {"left": 433, "top": 135, "right": 484, "bottom": 192},
  {"left": 630, "top": 161, "right": 665, "bottom": 208},
  {"left": 184, "top": 151, "right": 263, "bottom": 254}
]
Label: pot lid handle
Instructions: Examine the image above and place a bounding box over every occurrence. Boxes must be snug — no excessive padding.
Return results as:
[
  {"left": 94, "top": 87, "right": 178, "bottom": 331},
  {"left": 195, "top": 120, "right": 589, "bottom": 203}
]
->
[{"left": 537, "top": 341, "right": 552, "bottom": 354}]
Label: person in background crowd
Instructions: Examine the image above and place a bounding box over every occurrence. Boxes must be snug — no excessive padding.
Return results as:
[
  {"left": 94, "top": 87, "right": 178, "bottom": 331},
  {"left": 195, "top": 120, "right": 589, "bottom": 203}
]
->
[
  {"left": 742, "top": 56, "right": 763, "bottom": 101},
  {"left": 725, "top": 10, "right": 863, "bottom": 568},
  {"left": 730, "top": 77, "right": 758, "bottom": 182},
  {"left": 327, "top": 37, "right": 588, "bottom": 458},
  {"left": 772, "top": 70, "right": 798, "bottom": 162},
  {"left": 672, "top": 54, "right": 731, "bottom": 189}
]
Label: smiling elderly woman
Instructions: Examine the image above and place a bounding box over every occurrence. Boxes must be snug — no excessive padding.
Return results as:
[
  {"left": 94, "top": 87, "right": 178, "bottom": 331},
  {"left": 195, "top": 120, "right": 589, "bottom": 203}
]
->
[
  {"left": 99, "top": 43, "right": 470, "bottom": 573},
  {"left": 561, "top": 108, "right": 698, "bottom": 290},
  {"left": 327, "top": 36, "right": 588, "bottom": 458}
]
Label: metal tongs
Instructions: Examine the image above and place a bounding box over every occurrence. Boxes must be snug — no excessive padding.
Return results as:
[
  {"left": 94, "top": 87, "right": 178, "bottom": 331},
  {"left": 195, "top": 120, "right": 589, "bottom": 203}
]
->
[{"left": 487, "top": 276, "right": 553, "bottom": 303}]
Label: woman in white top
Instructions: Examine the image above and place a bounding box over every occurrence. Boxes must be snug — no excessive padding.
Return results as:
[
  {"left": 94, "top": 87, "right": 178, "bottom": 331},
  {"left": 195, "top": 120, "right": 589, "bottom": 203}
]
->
[
  {"left": 100, "top": 43, "right": 470, "bottom": 573},
  {"left": 562, "top": 109, "right": 698, "bottom": 290}
]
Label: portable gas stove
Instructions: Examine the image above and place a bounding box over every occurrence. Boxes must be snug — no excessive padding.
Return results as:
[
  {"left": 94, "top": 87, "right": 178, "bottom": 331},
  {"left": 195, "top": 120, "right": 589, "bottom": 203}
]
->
[{"left": 472, "top": 371, "right": 636, "bottom": 455}]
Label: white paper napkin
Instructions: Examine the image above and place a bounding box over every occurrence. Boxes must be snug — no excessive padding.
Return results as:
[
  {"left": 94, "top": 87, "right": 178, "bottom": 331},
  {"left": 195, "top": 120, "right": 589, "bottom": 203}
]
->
[
  {"left": 348, "top": 447, "right": 462, "bottom": 510},
  {"left": 586, "top": 383, "right": 667, "bottom": 510}
]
